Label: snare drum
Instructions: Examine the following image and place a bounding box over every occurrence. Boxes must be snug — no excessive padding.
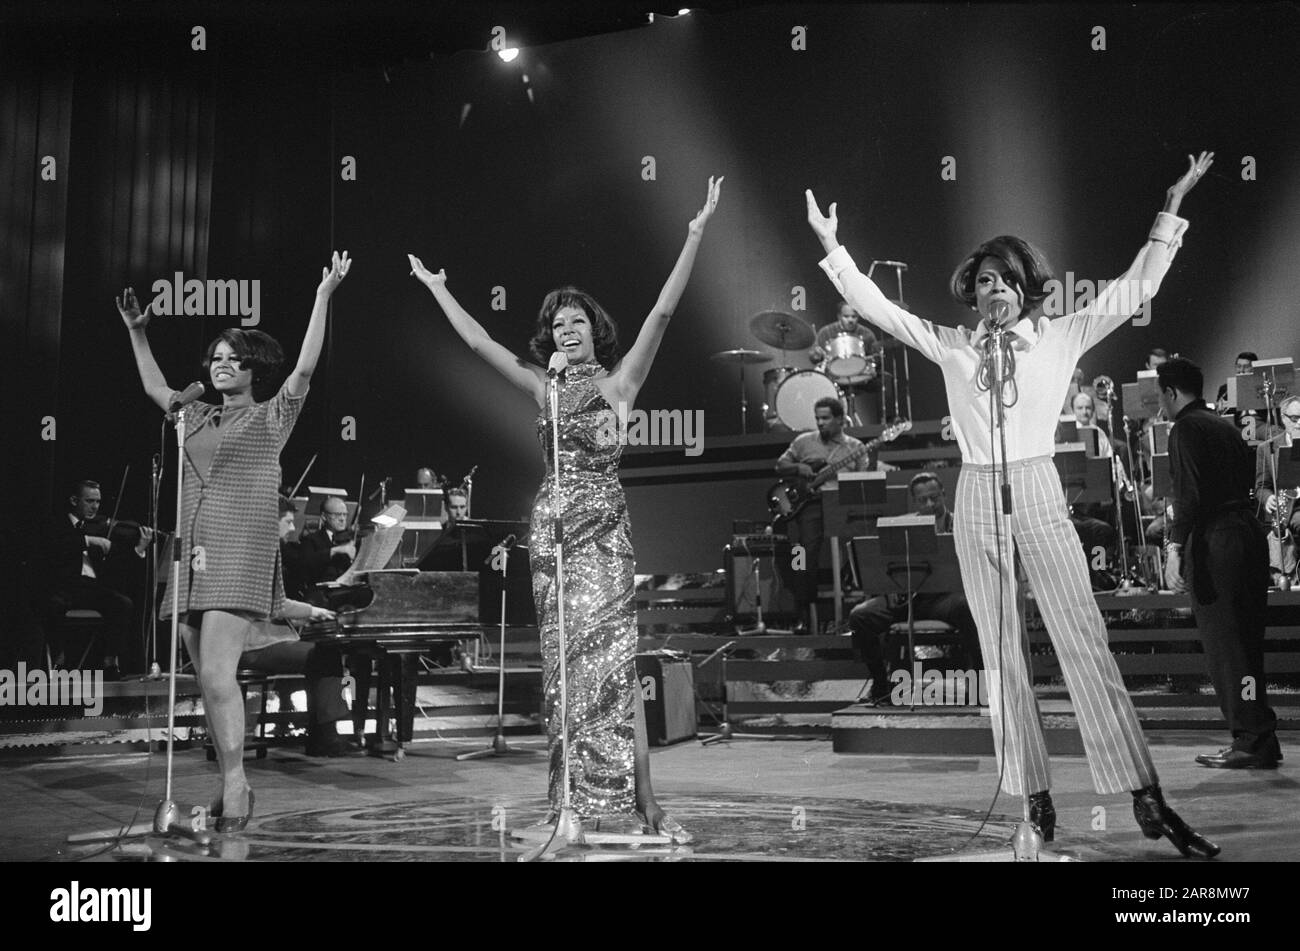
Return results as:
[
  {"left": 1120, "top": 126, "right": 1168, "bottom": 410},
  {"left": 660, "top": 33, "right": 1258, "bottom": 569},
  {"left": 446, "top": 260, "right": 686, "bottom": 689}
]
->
[
  {"left": 824, "top": 332, "right": 872, "bottom": 382},
  {"left": 775, "top": 369, "right": 840, "bottom": 431}
]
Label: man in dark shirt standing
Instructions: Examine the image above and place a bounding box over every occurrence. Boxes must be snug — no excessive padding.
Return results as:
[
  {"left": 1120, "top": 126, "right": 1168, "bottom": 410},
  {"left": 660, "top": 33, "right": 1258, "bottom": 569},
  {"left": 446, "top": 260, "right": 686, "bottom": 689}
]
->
[{"left": 1160, "top": 358, "right": 1280, "bottom": 769}]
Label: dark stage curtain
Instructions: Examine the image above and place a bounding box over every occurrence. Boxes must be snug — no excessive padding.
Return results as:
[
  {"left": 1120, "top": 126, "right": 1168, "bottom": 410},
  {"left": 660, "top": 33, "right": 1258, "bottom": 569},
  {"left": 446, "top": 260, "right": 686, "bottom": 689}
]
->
[{"left": 1, "top": 35, "right": 216, "bottom": 664}]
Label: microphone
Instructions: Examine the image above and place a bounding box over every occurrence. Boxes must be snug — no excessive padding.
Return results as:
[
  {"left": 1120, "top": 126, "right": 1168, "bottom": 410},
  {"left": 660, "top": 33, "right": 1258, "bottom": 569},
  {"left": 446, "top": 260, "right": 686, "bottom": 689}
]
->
[
  {"left": 500, "top": 533, "right": 517, "bottom": 549},
  {"left": 547, "top": 351, "right": 569, "bottom": 378},
  {"left": 987, "top": 299, "right": 1012, "bottom": 332},
  {"left": 167, "top": 381, "right": 206, "bottom": 414}
]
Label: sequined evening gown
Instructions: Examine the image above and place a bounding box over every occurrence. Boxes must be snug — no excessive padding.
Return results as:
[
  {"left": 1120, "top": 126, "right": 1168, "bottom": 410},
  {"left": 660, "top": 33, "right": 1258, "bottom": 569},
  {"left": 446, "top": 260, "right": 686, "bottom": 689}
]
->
[{"left": 530, "top": 360, "right": 637, "bottom": 818}]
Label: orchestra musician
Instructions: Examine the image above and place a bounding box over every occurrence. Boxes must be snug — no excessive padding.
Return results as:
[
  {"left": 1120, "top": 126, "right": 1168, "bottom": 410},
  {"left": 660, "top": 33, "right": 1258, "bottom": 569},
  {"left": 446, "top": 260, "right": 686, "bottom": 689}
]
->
[
  {"left": 1068, "top": 390, "right": 1121, "bottom": 584},
  {"left": 1216, "top": 351, "right": 1258, "bottom": 415},
  {"left": 415, "top": 467, "right": 438, "bottom": 489},
  {"left": 298, "top": 496, "right": 357, "bottom": 586},
  {"left": 116, "top": 249, "right": 351, "bottom": 832},
  {"left": 407, "top": 175, "right": 723, "bottom": 843},
  {"left": 446, "top": 487, "right": 469, "bottom": 522},
  {"left": 1255, "top": 393, "right": 1300, "bottom": 582},
  {"left": 805, "top": 150, "right": 1220, "bottom": 857},
  {"left": 849, "top": 472, "right": 978, "bottom": 705},
  {"left": 774, "top": 396, "right": 878, "bottom": 632},
  {"left": 40, "top": 479, "right": 153, "bottom": 678}
]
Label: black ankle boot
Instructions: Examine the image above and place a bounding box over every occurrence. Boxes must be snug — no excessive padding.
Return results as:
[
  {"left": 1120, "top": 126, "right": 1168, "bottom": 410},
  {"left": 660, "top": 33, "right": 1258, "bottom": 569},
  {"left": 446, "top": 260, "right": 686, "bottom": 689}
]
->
[
  {"left": 1028, "top": 790, "right": 1056, "bottom": 842},
  {"left": 1131, "top": 784, "right": 1220, "bottom": 859}
]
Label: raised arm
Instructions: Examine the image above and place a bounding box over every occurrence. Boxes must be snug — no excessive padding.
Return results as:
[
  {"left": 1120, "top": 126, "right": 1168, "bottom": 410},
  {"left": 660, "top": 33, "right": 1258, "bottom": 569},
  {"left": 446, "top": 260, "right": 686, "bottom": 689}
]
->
[
  {"left": 116, "top": 288, "right": 174, "bottom": 412},
  {"left": 1069, "top": 152, "right": 1214, "bottom": 351},
  {"left": 408, "top": 254, "right": 545, "bottom": 403},
  {"left": 615, "top": 176, "right": 724, "bottom": 401},
  {"left": 286, "top": 250, "right": 351, "bottom": 398},
  {"left": 805, "top": 190, "right": 953, "bottom": 363}
]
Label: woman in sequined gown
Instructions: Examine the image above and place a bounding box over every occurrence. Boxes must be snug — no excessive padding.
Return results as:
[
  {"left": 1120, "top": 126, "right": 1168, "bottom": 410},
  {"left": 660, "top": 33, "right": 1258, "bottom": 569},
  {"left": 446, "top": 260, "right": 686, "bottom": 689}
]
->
[{"left": 408, "top": 176, "right": 723, "bottom": 840}]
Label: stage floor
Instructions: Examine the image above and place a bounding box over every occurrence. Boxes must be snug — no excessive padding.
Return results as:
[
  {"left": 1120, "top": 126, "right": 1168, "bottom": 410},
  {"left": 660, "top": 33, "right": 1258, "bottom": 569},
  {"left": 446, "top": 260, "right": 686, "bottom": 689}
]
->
[{"left": 3, "top": 732, "right": 1293, "bottom": 862}]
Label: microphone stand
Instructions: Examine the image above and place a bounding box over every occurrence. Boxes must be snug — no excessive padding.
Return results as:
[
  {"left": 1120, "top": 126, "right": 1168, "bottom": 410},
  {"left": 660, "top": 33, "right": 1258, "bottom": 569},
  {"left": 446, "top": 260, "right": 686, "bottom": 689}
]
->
[
  {"left": 146, "top": 450, "right": 163, "bottom": 679},
  {"left": 1104, "top": 405, "right": 1135, "bottom": 593},
  {"left": 457, "top": 533, "right": 541, "bottom": 762},
  {"left": 151, "top": 403, "right": 214, "bottom": 854},
  {"left": 517, "top": 368, "right": 584, "bottom": 859}
]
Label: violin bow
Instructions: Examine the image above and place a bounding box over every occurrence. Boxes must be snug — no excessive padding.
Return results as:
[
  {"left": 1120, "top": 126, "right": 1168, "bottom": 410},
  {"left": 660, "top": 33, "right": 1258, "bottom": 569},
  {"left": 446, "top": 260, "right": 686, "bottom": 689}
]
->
[{"left": 288, "top": 453, "right": 318, "bottom": 500}]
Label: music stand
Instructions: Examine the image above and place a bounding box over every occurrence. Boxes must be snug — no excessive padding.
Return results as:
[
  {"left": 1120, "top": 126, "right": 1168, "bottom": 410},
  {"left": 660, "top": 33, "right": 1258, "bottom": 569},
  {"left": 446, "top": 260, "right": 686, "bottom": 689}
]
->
[
  {"left": 402, "top": 487, "right": 445, "bottom": 519},
  {"left": 1121, "top": 372, "right": 1162, "bottom": 421},
  {"left": 1236, "top": 359, "right": 1294, "bottom": 415},
  {"left": 824, "top": 471, "right": 890, "bottom": 620},
  {"left": 852, "top": 520, "right": 963, "bottom": 706},
  {"left": 1052, "top": 445, "right": 1112, "bottom": 506},
  {"left": 456, "top": 533, "right": 541, "bottom": 762}
]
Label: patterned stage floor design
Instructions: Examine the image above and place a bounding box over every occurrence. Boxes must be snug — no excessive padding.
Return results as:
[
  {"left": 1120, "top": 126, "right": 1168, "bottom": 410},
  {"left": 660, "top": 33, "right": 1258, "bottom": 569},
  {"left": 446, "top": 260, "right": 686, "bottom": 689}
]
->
[{"left": 79, "top": 793, "right": 1131, "bottom": 862}]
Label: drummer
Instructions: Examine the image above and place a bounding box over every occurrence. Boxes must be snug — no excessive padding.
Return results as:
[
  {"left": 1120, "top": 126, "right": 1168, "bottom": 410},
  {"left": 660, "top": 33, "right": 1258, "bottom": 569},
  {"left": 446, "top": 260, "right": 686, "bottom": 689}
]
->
[{"left": 810, "top": 302, "right": 879, "bottom": 368}]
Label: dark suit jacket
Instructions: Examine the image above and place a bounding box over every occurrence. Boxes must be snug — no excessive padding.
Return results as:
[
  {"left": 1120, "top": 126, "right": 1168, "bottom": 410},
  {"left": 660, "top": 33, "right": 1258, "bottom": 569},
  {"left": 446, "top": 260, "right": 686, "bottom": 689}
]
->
[
  {"left": 43, "top": 515, "right": 108, "bottom": 589},
  {"left": 298, "top": 529, "right": 354, "bottom": 586},
  {"left": 40, "top": 514, "right": 145, "bottom": 599}
]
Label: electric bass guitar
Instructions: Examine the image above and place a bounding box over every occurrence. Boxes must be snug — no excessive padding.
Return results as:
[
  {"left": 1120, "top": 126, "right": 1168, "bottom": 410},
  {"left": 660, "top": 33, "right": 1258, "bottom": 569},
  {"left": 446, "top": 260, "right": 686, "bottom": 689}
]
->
[{"left": 767, "top": 420, "right": 912, "bottom": 524}]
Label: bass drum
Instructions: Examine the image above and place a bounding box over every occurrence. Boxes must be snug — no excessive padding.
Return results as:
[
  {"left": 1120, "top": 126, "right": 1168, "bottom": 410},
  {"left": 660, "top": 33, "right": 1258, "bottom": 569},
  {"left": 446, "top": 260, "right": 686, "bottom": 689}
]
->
[
  {"left": 762, "top": 366, "right": 796, "bottom": 431},
  {"left": 775, "top": 369, "right": 840, "bottom": 431}
]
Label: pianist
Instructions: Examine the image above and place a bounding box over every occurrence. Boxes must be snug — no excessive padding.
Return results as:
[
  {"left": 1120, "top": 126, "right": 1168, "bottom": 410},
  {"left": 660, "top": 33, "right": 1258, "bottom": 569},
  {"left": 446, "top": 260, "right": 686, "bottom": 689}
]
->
[{"left": 240, "top": 598, "right": 355, "bottom": 758}]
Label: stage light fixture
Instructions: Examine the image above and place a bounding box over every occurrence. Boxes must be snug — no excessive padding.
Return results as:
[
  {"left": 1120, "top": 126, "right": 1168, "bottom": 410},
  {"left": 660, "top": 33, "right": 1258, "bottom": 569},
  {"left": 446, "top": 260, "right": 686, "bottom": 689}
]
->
[
  {"left": 498, "top": 47, "right": 520, "bottom": 63},
  {"left": 678, "top": 7, "right": 691, "bottom": 14}
]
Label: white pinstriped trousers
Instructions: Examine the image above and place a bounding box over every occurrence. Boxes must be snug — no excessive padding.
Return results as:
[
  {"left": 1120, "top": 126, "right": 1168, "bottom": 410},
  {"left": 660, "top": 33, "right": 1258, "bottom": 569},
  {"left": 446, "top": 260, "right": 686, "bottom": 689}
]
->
[{"left": 954, "top": 457, "right": 1158, "bottom": 795}]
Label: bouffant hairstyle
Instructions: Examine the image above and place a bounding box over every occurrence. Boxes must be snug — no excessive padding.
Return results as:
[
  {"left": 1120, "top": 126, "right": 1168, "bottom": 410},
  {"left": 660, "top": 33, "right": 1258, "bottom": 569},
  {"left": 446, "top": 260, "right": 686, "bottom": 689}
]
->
[
  {"left": 202, "top": 328, "right": 285, "bottom": 400},
  {"left": 528, "top": 287, "right": 620, "bottom": 370},
  {"left": 949, "top": 236, "right": 1056, "bottom": 315}
]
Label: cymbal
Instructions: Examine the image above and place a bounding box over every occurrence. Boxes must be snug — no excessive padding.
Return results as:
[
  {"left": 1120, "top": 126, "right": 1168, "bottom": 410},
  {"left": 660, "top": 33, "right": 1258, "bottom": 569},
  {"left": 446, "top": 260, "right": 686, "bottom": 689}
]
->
[
  {"left": 749, "top": 311, "right": 815, "bottom": 350},
  {"left": 710, "top": 348, "right": 773, "bottom": 365}
]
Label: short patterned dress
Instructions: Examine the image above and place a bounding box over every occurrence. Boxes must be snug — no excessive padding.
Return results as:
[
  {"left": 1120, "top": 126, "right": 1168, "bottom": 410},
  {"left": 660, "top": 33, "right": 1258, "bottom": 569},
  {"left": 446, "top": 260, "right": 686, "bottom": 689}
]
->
[{"left": 160, "top": 382, "right": 306, "bottom": 622}]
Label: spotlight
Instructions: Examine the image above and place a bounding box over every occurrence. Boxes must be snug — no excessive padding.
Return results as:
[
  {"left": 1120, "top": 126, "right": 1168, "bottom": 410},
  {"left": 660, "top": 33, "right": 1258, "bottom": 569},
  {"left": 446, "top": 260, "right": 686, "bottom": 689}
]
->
[
  {"left": 498, "top": 47, "right": 520, "bottom": 63},
  {"left": 678, "top": 7, "right": 691, "bottom": 13}
]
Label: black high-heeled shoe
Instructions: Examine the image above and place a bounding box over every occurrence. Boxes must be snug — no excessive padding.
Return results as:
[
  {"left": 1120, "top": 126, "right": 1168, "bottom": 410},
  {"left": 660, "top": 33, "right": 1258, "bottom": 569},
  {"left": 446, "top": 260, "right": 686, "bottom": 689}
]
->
[
  {"left": 1131, "top": 785, "right": 1219, "bottom": 859},
  {"left": 1028, "top": 790, "right": 1056, "bottom": 842},
  {"left": 215, "top": 789, "right": 255, "bottom": 834}
]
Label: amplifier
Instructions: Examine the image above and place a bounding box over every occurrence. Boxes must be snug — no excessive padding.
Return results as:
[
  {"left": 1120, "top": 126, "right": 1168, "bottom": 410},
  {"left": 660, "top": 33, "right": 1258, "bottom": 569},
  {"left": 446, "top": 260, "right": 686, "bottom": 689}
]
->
[
  {"left": 724, "top": 541, "right": 797, "bottom": 620},
  {"left": 635, "top": 652, "right": 696, "bottom": 745},
  {"left": 730, "top": 532, "right": 783, "bottom": 553}
]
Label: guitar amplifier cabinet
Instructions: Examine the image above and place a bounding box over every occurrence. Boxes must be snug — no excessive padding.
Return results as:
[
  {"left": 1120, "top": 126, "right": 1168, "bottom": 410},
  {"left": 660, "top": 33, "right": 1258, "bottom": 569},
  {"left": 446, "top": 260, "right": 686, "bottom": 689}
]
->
[
  {"left": 724, "top": 542, "right": 798, "bottom": 620},
  {"left": 635, "top": 653, "right": 697, "bottom": 745}
]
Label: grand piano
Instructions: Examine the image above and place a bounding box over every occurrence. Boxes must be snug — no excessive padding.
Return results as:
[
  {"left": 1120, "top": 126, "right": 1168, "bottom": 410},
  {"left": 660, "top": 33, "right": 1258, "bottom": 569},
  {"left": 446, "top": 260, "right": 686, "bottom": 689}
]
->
[{"left": 303, "top": 569, "right": 480, "bottom": 759}]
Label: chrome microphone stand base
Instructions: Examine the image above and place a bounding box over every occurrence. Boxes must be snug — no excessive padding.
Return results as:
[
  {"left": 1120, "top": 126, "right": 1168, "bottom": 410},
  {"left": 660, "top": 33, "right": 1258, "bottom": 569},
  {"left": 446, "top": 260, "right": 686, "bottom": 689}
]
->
[{"left": 916, "top": 820, "right": 1074, "bottom": 862}]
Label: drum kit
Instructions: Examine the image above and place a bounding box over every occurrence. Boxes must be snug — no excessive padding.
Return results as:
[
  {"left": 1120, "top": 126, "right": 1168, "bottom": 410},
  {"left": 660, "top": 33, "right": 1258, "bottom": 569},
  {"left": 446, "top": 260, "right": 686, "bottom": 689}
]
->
[{"left": 711, "top": 310, "right": 902, "bottom": 432}]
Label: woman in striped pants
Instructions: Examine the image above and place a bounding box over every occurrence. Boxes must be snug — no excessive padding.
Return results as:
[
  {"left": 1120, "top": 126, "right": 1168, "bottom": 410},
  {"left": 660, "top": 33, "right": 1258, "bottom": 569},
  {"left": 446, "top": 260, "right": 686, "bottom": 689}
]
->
[{"left": 804, "top": 151, "right": 1220, "bottom": 858}]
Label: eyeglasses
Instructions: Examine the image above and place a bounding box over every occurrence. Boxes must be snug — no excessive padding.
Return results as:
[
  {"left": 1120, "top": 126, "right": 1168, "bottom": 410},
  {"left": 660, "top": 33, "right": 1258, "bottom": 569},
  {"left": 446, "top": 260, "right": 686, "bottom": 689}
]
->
[{"left": 1283, "top": 413, "right": 1300, "bottom": 424}]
